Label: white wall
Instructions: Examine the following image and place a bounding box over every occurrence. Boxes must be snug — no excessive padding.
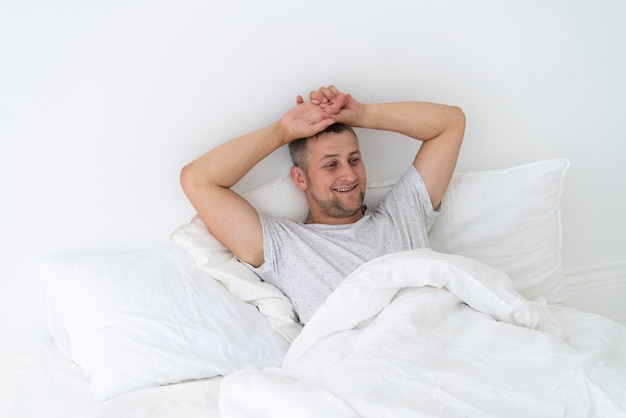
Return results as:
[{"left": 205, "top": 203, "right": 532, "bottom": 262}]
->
[{"left": 2, "top": 0, "right": 625, "bottom": 353}]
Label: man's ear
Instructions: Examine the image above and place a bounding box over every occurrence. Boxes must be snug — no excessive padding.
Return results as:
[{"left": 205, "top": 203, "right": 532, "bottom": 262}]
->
[{"left": 290, "top": 166, "right": 308, "bottom": 191}]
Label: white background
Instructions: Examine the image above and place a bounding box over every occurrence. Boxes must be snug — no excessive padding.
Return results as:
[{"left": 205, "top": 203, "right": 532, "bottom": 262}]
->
[{"left": 1, "top": 0, "right": 625, "bottom": 381}]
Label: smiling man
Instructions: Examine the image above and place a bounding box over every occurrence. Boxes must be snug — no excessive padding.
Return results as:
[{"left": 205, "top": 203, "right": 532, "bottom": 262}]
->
[
  {"left": 181, "top": 85, "right": 465, "bottom": 323},
  {"left": 288, "top": 123, "right": 366, "bottom": 225}
]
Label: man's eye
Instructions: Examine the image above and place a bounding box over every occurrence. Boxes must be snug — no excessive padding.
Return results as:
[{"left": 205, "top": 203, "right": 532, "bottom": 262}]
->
[
  {"left": 350, "top": 158, "right": 361, "bottom": 165},
  {"left": 324, "top": 163, "right": 337, "bottom": 169}
]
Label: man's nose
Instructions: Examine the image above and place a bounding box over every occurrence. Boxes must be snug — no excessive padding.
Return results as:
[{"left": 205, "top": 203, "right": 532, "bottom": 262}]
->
[{"left": 338, "top": 162, "right": 357, "bottom": 180}]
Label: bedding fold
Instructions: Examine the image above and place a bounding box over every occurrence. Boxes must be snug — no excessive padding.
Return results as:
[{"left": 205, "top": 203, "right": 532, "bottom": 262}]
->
[{"left": 285, "top": 249, "right": 561, "bottom": 366}]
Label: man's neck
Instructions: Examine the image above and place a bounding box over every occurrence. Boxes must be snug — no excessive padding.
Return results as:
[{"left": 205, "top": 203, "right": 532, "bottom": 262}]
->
[{"left": 305, "top": 205, "right": 366, "bottom": 225}]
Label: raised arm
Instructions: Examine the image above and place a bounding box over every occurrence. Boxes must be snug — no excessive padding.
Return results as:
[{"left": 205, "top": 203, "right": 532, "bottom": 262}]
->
[
  {"left": 311, "top": 86, "right": 465, "bottom": 209},
  {"left": 180, "top": 96, "right": 347, "bottom": 267}
]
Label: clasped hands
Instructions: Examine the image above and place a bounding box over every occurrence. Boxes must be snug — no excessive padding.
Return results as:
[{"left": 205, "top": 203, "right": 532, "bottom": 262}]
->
[{"left": 280, "top": 85, "right": 359, "bottom": 141}]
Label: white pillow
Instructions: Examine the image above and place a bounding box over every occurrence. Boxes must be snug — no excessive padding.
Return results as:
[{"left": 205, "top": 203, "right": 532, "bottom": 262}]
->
[
  {"left": 39, "top": 246, "right": 289, "bottom": 400},
  {"left": 170, "top": 215, "right": 303, "bottom": 343},
  {"left": 428, "top": 159, "right": 569, "bottom": 303},
  {"left": 242, "top": 173, "right": 309, "bottom": 222},
  {"left": 363, "top": 160, "right": 569, "bottom": 303}
]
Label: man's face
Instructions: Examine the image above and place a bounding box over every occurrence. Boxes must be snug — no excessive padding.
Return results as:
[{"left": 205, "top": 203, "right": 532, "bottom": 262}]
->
[{"left": 301, "top": 131, "right": 366, "bottom": 224}]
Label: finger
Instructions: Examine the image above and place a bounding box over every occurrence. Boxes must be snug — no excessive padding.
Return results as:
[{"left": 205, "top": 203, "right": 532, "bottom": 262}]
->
[
  {"left": 327, "top": 85, "right": 341, "bottom": 96},
  {"left": 309, "top": 90, "right": 328, "bottom": 103},
  {"left": 319, "top": 86, "right": 337, "bottom": 103},
  {"left": 296, "top": 95, "right": 304, "bottom": 105},
  {"left": 328, "top": 93, "right": 351, "bottom": 113},
  {"left": 315, "top": 117, "right": 336, "bottom": 131}
]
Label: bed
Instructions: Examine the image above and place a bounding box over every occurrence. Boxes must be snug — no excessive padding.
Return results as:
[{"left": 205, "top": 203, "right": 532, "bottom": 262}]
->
[{"left": 13, "top": 160, "right": 626, "bottom": 417}]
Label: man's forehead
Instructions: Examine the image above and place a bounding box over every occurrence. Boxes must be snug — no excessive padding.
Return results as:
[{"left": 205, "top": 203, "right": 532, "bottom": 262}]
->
[{"left": 308, "top": 131, "right": 360, "bottom": 155}]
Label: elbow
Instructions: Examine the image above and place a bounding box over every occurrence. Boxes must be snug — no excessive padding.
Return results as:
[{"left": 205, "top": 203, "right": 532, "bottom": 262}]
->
[
  {"left": 450, "top": 105, "right": 466, "bottom": 142},
  {"left": 451, "top": 105, "right": 466, "bottom": 128},
  {"left": 179, "top": 162, "right": 199, "bottom": 197}
]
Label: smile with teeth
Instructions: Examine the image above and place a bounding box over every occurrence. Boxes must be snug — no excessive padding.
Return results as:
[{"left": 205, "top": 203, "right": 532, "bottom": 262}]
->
[{"left": 334, "top": 185, "right": 357, "bottom": 193}]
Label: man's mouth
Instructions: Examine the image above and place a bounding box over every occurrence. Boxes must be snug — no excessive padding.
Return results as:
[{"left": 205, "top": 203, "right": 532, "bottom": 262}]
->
[{"left": 334, "top": 185, "right": 357, "bottom": 193}]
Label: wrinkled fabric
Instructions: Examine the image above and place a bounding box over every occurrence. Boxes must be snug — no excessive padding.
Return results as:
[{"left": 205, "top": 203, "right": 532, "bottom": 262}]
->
[{"left": 221, "top": 249, "right": 626, "bottom": 418}]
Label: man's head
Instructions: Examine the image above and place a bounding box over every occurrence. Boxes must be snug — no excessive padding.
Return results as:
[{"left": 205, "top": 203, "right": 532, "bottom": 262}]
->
[{"left": 288, "top": 123, "right": 367, "bottom": 225}]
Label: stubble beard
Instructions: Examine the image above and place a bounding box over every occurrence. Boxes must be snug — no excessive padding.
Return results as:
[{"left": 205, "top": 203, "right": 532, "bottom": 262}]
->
[{"left": 308, "top": 183, "right": 365, "bottom": 220}]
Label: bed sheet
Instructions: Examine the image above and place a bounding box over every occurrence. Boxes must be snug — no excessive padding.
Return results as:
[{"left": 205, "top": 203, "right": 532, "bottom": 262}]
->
[{"left": 12, "top": 344, "right": 221, "bottom": 418}]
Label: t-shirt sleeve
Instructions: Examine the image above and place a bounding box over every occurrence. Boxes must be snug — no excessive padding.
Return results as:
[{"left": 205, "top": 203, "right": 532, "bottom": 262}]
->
[
  {"left": 242, "top": 214, "right": 279, "bottom": 275},
  {"left": 375, "top": 165, "right": 440, "bottom": 233}
]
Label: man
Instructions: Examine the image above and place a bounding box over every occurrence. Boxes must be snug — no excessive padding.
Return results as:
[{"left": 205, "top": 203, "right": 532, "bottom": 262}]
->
[{"left": 181, "top": 85, "right": 465, "bottom": 323}]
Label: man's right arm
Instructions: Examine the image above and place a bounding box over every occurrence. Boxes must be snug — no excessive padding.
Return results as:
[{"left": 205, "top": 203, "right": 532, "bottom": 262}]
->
[
  {"left": 180, "top": 123, "right": 289, "bottom": 267},
  {"left": 180, "top": 96, "right": 347, "bottom": 267}
]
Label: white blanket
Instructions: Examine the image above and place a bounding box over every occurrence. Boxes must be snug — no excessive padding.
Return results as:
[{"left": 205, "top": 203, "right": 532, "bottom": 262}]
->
[{"left": 220, "top": 249, "right": 626, "bottom": 418}]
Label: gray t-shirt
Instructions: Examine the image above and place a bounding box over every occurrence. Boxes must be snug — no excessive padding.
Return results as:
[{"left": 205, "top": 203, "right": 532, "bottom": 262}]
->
[{"left": 248, "top": 166, "right": 439, "bottom": 324}]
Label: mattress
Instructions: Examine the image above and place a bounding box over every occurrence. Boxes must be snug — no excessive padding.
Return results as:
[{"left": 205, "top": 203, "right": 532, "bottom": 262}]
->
[{"left": 13, "top": 344, "right": 221, "bottom": 418}]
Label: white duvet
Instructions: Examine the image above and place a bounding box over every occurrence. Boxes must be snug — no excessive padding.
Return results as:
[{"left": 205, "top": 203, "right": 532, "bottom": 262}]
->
[{"left": 220, "top": 249, "right": 626, "bottom": 418}]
